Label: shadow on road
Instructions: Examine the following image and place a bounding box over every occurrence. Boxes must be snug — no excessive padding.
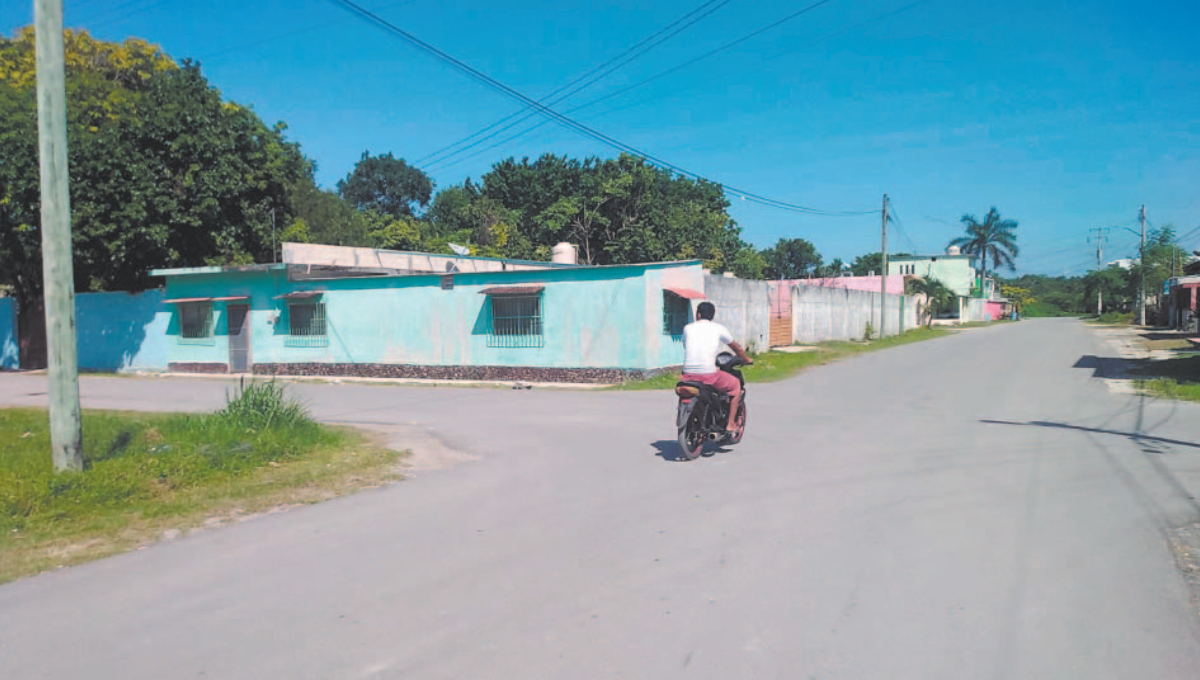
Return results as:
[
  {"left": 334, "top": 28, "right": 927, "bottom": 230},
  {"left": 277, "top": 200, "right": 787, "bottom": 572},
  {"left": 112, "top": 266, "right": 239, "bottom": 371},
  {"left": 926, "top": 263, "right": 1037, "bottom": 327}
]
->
[
  {"left": 651, "top": 440, "right": 732, "bottom": 462},
  {"left": 1073, "top": 355, "right": 1145, "bottom": 379},
  {"left": 980, "top": 419, "right": 1200, "bottom": 452},
  {"left": 651, "top": 440, "right": 687, "bottom": 462}
]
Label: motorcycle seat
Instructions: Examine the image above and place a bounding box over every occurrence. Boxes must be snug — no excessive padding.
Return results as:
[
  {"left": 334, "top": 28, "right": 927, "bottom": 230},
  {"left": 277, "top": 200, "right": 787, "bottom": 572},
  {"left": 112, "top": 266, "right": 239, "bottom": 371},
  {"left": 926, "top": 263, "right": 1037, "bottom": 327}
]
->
[{"left": 674, "top": 381, "right": 704, "bottom": 398}]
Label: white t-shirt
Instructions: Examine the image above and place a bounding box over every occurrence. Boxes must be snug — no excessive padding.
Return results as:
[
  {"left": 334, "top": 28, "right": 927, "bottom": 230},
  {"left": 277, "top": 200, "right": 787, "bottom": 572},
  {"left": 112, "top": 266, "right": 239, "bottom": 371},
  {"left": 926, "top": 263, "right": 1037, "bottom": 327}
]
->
[{"left": 682, "top": 319, "right": 734, "bottom": 374}]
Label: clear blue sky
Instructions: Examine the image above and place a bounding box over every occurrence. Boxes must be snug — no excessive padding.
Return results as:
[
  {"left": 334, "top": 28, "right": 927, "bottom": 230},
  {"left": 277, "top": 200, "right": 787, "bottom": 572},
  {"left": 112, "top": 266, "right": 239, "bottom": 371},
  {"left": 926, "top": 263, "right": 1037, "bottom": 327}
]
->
[{"left": 4, "top": 0, "right": 1198, "bottom": 276}]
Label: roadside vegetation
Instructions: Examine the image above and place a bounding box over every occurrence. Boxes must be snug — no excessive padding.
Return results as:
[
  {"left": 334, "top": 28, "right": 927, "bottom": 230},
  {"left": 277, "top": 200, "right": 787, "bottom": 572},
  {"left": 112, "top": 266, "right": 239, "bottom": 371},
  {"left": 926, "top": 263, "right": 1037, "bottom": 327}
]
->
[
  {"left": 1131, "top": 355, "right": 1200, "bottom": 402},
  {"left": 618, "top": 326, "right": 951, "bottom": 390},
  {"left": 1085, "top": 311, "right": 1135, "bottom": 325},
  {"left": 0, "top": 381, "right": 400, "bottom": 584}
]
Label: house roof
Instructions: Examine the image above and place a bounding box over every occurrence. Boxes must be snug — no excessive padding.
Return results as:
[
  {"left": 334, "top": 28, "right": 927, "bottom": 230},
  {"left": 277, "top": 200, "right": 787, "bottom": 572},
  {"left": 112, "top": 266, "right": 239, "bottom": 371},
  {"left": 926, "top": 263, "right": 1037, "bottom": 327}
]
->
[
  {"left": 150, "top": 256, "right": 703, "bottom": 279},
  {"left": 888, "top": 253, "right": 974, "bottom": 262}
]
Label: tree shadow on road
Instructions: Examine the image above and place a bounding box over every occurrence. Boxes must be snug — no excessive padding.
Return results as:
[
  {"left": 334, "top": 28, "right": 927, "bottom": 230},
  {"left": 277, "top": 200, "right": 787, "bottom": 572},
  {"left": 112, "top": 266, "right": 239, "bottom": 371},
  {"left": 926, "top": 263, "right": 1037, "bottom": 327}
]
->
[
  {"left": 1073, "top": 355, "right": 1146, "bottom": 379},
  {"left": 980, "top": 419, "right": 1200, "bottom": 453}
]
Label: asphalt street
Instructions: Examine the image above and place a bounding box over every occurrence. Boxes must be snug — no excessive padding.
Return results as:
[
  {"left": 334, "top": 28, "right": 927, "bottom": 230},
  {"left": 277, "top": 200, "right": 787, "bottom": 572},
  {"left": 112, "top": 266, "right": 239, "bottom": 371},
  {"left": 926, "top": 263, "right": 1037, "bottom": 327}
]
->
[{"left": 3, "top": 319, "right": 1200, "bottom": 678}]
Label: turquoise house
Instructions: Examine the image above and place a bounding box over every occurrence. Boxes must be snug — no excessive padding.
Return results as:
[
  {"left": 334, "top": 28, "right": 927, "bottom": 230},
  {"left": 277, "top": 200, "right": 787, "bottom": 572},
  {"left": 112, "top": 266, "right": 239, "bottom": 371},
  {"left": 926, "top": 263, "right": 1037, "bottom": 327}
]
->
[{"left": 148, "top": 246, "right": 707, "bottom": 383}]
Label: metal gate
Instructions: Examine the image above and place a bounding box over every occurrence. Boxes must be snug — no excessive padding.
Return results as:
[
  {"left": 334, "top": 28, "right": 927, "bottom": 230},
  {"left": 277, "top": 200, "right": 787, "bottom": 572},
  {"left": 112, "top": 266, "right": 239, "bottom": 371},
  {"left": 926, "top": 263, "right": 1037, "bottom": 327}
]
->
[
  {"left": 227, "top": 304, "right": 251, "bottom": 372},
  {"left": 768, "top": 283, "right": 792, "bottom": 347}
]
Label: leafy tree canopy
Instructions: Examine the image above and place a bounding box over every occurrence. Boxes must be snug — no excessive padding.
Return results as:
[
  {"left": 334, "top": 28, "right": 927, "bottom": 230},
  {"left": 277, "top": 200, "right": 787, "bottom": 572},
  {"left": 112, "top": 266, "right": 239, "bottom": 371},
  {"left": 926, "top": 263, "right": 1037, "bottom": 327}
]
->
[
  {"left": 0, "top": 28, "right": 308, "bottom": 310},
  {"left": 760, "top": 238, "right": 821, "bottom": 279},
  {"left": 337, "top": 151, "right": 434, "bottom": 219}
]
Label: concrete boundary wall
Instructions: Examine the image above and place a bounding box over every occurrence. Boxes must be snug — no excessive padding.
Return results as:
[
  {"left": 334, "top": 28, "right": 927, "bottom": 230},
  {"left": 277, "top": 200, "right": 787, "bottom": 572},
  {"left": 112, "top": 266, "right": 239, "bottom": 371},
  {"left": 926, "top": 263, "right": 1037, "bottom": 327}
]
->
[
  {"left": 704, "top": 275, "right": 771, "bottom": 352},
  {"left": 792, "top": 285, "right": 919, "bottom": 344},
  {"left": 0, "top": 298, "right": 16, "bottom": 370},
  {"left": 76, "top": 290, "right": 170, "bottom": 372}
]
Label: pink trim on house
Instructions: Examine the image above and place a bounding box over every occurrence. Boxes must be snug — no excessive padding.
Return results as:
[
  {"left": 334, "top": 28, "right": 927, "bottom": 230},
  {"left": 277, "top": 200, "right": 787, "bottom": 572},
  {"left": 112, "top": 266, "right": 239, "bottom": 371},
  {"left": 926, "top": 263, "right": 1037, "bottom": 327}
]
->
[{"left": 769, "top": 275, "right": 906, "bottom": 296}]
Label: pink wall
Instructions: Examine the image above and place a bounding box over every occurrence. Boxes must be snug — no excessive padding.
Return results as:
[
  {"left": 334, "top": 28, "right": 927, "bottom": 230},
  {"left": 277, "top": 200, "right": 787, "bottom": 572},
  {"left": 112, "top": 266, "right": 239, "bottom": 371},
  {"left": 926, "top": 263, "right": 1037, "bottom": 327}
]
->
[
  {"left": 985, "top": 300, "right": 1005, "bottom": 320},
  {"left": 767, "top": 276, "right": 906, "bottom": 315}
]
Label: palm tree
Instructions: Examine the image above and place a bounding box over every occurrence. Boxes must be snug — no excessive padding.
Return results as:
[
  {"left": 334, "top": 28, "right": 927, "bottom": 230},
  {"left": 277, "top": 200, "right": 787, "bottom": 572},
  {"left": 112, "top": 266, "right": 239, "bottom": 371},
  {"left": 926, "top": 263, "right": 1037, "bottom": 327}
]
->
[
  {"left": 905, "top": 276, "right": 956, "bottom": 325},
  {"left": 949, "top": 207, "right": 1019, "bottom": 297}
]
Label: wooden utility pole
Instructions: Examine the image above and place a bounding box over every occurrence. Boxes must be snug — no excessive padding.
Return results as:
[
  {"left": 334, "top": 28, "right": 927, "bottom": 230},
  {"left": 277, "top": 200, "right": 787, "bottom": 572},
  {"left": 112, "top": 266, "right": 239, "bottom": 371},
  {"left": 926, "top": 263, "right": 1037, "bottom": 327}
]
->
[
  {"left": 1139, "top": 204, "right": 1147, "bottom": 326},
  {"left": 1089, "top": 227, "right": 1108, "bottom": 315},
  {"left": 35, "top": 0, "right": 83, "bottom": 471},
  {"left": 879, "top": 194, "right": 888, "bottom": 338}
]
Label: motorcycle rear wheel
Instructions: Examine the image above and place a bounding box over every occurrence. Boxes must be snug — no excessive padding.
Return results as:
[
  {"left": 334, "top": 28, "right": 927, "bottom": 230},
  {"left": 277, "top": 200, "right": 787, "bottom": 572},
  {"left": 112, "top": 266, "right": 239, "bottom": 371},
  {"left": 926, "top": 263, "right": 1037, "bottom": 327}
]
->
[{"left": 677, "top": 403, "right": 706, "bottom": 461}]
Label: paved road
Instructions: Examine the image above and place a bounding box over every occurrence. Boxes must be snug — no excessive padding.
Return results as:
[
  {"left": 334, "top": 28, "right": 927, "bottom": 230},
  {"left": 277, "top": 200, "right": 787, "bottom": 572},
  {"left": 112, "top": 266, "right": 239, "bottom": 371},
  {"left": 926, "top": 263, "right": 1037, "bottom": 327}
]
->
[{"left": 3, "top": 319, "right": 1200, "bottom": 679}]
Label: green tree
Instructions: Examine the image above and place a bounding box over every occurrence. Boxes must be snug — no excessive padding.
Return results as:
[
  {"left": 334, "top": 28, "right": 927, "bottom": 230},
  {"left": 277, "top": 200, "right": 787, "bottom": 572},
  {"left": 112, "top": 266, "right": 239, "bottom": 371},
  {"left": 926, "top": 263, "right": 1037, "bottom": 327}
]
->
[
  {"left": 949, "top": 207, "right": 1020, "bottom": 291},
  {"left": 849, "top": 252, "right": 882, "bottom": 276},
  {"left": 1, "top": 29, "right": 308, "bottom": 315},
  {"left": 1083, "top": 267, "right": 1131, "bottom": 315},
  {"left": 815, "top": 258, "right": 846, "bottom": 278},
  {"left": 286, "top": 177, "right": 375, "bottom": 247},
  {"left": 445, "top": 153, "right": 750, "bottom": 268},
  {"left": 337, "top": 151, "right": 434, "bottom": 219},
  {"left": 906, "top": 276, "right": 956, "bottom": 324},
  {"left": 761, "top": 238, "right": 822, "bottom": 279},
  {"left": 1128, "top": 225, "right": 1187, "bottom": 322}
]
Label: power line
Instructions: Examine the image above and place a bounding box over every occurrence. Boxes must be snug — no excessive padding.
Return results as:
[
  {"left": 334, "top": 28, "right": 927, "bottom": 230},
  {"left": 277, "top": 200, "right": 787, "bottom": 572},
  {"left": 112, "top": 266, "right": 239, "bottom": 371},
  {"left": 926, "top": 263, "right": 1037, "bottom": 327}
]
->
[
  {"left": 885, "top": 203, "right": 920, "bottom": 254},
  {"left": 429, "top": 0, "right": 851, "bottom": 171},
  {"left": 327, "top": 0, "right": 876, "bottom": 217},
  {"left": 419, "top": 0, "right": 732, "bottom": 168}
]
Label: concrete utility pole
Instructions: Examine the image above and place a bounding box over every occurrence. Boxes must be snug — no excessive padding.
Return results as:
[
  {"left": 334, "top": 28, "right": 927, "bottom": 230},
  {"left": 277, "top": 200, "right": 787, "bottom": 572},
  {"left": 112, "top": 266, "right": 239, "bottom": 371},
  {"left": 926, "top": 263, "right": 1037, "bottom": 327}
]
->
[
  {"left": 1089, "top": 227, "right": 1109, "bottom": 316},
  {"left": 1139, "top": 204, "right": 1147, "bottom": 326},
  {"left": 35, "top": 0, "right": 83, "bottom": 472},
  {"left": 879, "top": 194, "right": 889, "bottom": 338}
]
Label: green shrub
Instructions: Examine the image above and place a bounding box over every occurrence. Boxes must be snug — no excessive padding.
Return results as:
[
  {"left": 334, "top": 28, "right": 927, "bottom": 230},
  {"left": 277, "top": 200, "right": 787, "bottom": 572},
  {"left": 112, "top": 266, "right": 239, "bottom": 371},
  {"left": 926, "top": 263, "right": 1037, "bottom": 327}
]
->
[{"left": 217, "top": 379, "right": 313, "bottom": 431}]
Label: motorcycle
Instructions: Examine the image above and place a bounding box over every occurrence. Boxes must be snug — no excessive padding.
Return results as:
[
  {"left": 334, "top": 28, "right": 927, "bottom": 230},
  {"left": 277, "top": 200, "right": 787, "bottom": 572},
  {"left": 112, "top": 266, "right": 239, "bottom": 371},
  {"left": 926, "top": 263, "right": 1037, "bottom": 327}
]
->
[{"left": 674, "top": 352, "right": 748, "bottom": 461}]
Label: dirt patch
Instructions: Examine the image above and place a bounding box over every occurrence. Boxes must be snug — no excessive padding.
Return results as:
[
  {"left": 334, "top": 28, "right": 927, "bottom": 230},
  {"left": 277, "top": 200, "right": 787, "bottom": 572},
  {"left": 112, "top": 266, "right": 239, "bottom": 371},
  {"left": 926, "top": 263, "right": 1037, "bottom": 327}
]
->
[{"left": 1169, "top": 523, "right": 1200, "bottom": 615}]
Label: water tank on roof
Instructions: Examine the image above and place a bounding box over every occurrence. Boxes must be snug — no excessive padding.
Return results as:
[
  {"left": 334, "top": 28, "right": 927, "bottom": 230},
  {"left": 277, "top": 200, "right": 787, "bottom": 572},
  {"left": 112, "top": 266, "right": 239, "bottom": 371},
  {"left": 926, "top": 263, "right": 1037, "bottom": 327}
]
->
[
  {"left": 552, "top": 242, "right": 577, "bottom": 265},
  {"left": 947, "top": 245, "right": 961, "bottom": 255}
]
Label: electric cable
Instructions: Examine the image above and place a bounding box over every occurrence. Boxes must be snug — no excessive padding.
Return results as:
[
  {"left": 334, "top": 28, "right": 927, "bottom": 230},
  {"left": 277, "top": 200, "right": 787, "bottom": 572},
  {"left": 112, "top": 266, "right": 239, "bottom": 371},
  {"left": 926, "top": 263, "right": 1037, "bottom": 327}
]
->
[
  {"left": 429, "top": 0, "right": 855, "bottom": 171},
  {"left": 327, "top": 0, "right": 876, "bottom": 216},
  {"left": 418, "top": 0, "right": 733, "bottom": 167}
]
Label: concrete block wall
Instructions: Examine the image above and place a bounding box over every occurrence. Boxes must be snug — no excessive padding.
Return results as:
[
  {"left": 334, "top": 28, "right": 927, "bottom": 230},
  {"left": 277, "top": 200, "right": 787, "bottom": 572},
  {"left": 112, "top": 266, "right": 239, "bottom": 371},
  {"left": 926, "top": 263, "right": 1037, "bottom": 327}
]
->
[
  {"left": 76, "top": 289, "right": 170, "bottom": 372},
  {"left": 703, "top": 274, "right": 771, "bottom": 352},
  {"left": 0, "top": 297, "right": 16, "bottom": 370},
  {"left": 792, "top": 285, "right": 919, "bottom": 344}
]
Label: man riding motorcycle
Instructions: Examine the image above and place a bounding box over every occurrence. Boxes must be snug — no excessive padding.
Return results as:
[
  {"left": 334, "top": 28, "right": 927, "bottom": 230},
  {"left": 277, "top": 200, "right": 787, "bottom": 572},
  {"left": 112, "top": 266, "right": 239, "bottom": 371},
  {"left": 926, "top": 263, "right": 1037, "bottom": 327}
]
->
[{"left": 681, "top": 301, "right": 753, "bottom": 439}]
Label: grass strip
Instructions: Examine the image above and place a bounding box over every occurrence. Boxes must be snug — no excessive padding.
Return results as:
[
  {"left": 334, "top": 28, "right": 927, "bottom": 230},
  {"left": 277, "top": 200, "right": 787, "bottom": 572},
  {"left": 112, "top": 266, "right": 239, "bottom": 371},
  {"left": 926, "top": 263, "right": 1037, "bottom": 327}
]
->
[
  {"left": 1, "top": 382, "right": 401, "bottom": 584},
  {"left": 616, "top": 326, "right": 952, "bottom": 391},
  {"left": 1084, "top": 312, "right": 1135, "bottom": 325},
  {"left": 1131, "top": 355, "right": 1200, "bottom": 402}
]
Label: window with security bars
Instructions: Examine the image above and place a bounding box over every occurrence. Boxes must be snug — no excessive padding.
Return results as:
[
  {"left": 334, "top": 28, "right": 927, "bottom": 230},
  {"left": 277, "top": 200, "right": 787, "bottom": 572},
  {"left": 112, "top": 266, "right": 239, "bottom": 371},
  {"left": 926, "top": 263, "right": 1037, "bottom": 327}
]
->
[
  {"left": 286, "top": 301, "right": 329, "bottom": 347},
  {"left": 488, "top": 294, "right": 543, "bottom": 348},
  {"left": 179, "top": 302, "right": 213, "bottom": 343},
  {"left": 663, "top": 292, "right": 689, "bottom": 340}
]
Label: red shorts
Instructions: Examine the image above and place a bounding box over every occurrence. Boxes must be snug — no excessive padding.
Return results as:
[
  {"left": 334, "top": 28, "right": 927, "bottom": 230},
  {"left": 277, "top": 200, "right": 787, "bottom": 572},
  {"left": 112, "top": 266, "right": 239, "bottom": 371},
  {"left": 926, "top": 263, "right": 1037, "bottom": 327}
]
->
[{"left": 681, "top": 370, "right": 740, "bottom": 396}]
